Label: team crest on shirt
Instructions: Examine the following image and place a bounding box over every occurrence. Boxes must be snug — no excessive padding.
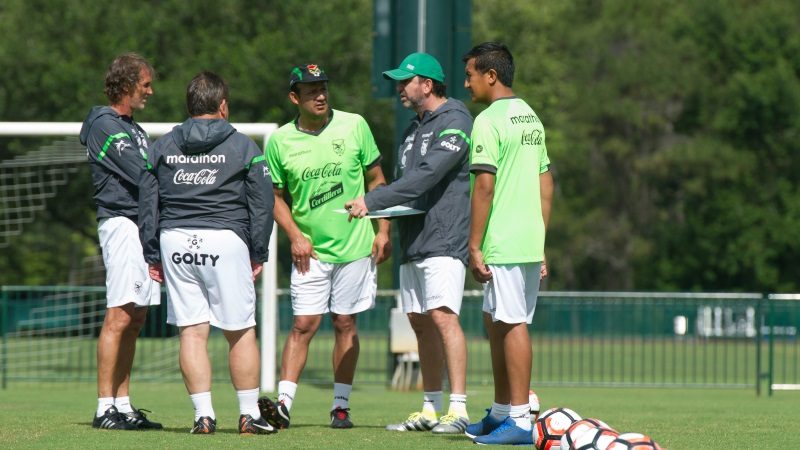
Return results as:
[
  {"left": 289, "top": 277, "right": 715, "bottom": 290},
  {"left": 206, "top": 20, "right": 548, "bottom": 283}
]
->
[
  {"left": 420, "top": 139, "right": 429, "bottom": 156},
  {"left": 475, "top": 145, "right": 484, "bottom": 153},
  {"left": 332, "top": 139, "right": 345, "bottom": 156}
]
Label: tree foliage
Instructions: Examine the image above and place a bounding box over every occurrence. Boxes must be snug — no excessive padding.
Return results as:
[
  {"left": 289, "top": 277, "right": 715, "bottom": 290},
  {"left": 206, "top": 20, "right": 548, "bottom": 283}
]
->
[{"left": 1, "top": 0, "right": 798, "bottom": 292}]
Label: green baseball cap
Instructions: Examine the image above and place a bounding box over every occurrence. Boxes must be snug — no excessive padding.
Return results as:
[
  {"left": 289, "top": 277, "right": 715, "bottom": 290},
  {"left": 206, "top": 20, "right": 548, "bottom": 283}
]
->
[{"left": 383, "top": 52, "right": 445, "bottom": 82}]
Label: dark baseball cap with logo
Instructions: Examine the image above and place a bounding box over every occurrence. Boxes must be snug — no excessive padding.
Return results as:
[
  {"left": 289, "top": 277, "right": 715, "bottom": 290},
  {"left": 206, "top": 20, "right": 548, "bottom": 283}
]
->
[
  {"left": 289, "top": 64, "right": 329, "bottom": 88},
  {"left": 383, "top": 52, "right": 445, "bottom": 82}
]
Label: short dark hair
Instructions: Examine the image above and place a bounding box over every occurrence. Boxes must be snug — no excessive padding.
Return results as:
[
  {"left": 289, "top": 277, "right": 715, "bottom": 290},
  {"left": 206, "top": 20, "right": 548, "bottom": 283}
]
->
[
  {"left": 462, "top": 42, "right": 514, "bottom": 87},
  {"left": 421, "top": 77, "right": 447, "bottom": 98},
  {"left": 103, "top": 52, "right": 154, "bottom": 104},
  {"left": 186, "top": 71, "right": 228, "bottom": 116}
]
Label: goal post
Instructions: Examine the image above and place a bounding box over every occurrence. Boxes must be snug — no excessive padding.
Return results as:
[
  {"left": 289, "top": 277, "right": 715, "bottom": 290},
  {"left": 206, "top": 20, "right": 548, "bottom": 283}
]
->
[{"left": 0, "top": 121, "right": 280, "bottom": 393}]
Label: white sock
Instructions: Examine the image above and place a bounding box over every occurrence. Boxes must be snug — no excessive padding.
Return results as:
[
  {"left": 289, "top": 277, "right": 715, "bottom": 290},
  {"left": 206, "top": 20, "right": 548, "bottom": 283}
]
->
[
  {"left": 189, "top": 391, "right": 215, "bottom": 421},
  {"left": 332, "top": 383, "right": 352, "bottom": 410},
  {"left": 422, "top": 391, "right": 443, "bottom": 419},
  {"left": 448, "top": 393, "right": 468, "bottom": 418},
  {"left": 97, "top": 397, "right": 114, "bottom": 417},
  {"left": 489, "top": 402, "right": 510, "bottom": 421},
  {"left": 237, "top": 388, "right": 261, "bottom": 418},
  {"left": 510, "top": 403, "right": 531, "bottom": 430},
  {"left": 114, "top": 395, "right": 133, "bottom": 414},
  {"left": 278, "top": 380, "right": 298, "bottom": 411}
]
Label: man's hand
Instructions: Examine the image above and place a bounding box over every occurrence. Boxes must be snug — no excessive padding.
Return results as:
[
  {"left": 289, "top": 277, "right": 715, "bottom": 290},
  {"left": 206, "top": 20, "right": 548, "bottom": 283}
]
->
[
  {"left": 469, "top": 248, "right": 493, "bottom": 283},
  {"left": 251, "top": 260, "right": 264, "bottom": 281},
  {"left": 372, "top": 231, "right": 392, "bottom": 264},
  {"left": 291, "top": 235, "right": 317, "bottom": 275},
  {"left": 345, "top": 196, "right": 369, "bottom": 222},
  {"left": 148, "top": 263, "right": 164, "bottom": 283},
  {"left": 540, "top": 255, "right": 548, "bottom": 280}
]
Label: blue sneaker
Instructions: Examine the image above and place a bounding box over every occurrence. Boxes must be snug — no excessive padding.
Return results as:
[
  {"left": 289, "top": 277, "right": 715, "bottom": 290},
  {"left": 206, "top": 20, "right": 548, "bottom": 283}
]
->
[
  {"left": 472, "top": 417, "right": 533, "bottom": 445},
  {"left": 464, "top": 408, "right": 505, "bottom": 439}
]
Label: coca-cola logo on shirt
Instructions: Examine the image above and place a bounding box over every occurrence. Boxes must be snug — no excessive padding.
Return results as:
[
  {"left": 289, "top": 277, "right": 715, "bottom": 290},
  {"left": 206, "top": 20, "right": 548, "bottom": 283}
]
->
[{"left": 173, "top": 168, "right": 219, "bottom": 185}]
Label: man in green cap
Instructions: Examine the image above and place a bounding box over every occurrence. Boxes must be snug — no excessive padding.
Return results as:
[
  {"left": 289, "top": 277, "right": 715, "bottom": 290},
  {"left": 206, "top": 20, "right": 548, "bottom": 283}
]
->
[{"left": 346, "top": 52, "right": 472, "bottom": 435}]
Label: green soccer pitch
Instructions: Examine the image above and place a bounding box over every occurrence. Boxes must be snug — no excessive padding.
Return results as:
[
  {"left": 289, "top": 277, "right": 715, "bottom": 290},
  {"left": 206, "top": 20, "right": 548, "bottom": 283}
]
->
[{"left": 0, "top": 382, "right": 797, "bottom": 448}]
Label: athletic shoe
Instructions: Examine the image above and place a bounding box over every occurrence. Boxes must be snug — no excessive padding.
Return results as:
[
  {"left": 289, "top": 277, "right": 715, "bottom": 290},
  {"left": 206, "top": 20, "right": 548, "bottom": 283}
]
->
[
  {"left": 472, "top": 417, "right": 533, "bottom": 445},
  {"left": 258, "top": 396, "right": 290, "bottom": 429},
  {"left": 329, "top": 407, "right": 353, "bottom": 429},
  {"left": 464, "top": 409, "right": 505, "bottom": 438},
  {"left": 123, "top": 407, "right": 163, "bottom": 430},
  {"left": 190, "top": 416, "right": 216, "bottom": 434},
  {"left": 385, "top": 412, "right": 439, "bottom": 431},
  {"left": 239, "top": 414, "right": 276, "bottom": 435},
  {"left": 431, "top": 413, "right": 470, "bottom": 434},
  {"left": 92, "top": 405, "right": 138, "bottom": 430}
]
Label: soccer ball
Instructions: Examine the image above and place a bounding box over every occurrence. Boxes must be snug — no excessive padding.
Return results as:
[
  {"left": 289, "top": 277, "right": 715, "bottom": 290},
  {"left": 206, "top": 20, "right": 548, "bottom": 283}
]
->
[
  {"left": 560, "top": 418, "right": 615, "bottom": 450},
  {"left": 606, "top": 432, "right": 663, "bottom": 450},
  {"left": 529, "top": 390, "right": 541, "bottom": 422},
  {"left": 570, "top": 426, "right": 620, "bottom": 450},
  {"left": 533, "top": 407, "right": 582, "bottom": 450}
]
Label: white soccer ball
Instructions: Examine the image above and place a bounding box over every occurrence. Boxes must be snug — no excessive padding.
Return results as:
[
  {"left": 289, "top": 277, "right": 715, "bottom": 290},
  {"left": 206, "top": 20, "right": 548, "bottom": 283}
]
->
[
  {"left": 533, "top": 407, "right": 582, "bottom": 450},
  {"left": 570, "top": 425, "right": 620, "bottom": 450},
  {"left": 559, "top": 418, "right": 615, "bottom": 450},
  {"left": 529, "top": 390, "right": 541, "bottom": 422},
  {"left": 606, "top": 432, "right": 663, "bottom": 450}
]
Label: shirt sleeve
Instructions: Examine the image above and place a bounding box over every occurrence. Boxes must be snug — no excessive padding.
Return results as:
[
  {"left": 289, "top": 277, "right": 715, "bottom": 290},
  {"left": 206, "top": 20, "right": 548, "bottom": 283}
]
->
[
  {"left": 539, "top": 131, "right": 551, "bottom": 173},
  {"left": 469, "top": 114, "right": 500, "bottom": 174},
  {"left": 357, "top": 116, "right": 381, "bottom": 169},
  {"left": 245, "top": 140, "right": 275, "bottom": 262},
  {"left": 90, "top": 116, "right": 149, "bottom": 184},
  {"left": 364, "top": 113, "right": 472, "bottom": 211},
  {"left": 264, "top": 132, "right": 286, "bottom": 189},
  {"left": 138, "top": 141, "right": 161, "bottom": 264}
]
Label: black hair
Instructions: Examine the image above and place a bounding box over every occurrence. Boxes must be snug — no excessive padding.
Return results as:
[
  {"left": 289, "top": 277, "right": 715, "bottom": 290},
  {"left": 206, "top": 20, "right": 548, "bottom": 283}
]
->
[
  {"left": 186, "top": 71, "right": 228, "bottom": 116},
  {"left": 462, "top": 42, "right": 515, "bottom": 87}
]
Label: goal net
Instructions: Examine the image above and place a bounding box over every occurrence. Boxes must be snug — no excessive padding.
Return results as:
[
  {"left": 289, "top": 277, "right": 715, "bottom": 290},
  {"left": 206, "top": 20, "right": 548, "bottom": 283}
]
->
[{"left": 0, "top": 122, "right": 279, "bottom": 390}]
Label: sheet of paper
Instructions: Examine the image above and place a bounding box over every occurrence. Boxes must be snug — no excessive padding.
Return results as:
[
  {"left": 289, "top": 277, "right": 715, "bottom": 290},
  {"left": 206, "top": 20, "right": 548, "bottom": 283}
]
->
[{"left": 334, "top": 205, "right": 425, "bottom": 218}]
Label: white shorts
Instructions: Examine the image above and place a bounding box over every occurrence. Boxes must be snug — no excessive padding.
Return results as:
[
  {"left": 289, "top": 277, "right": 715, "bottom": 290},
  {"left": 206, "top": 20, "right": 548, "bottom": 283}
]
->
[
  {"left": 98, "top": 217, "right": 161, "bottom": 308},
  {"left": 290, "top": 256, "right": 376, "bottom": 315},
  {"left": 160, "top": 228, "right": 256, "bottom": 330},
  {"left": 483, "top": 263, "right": 541, "bottom": 324},
  {"left": 400, "top": 257, "right": 466, "bottom": 315}
]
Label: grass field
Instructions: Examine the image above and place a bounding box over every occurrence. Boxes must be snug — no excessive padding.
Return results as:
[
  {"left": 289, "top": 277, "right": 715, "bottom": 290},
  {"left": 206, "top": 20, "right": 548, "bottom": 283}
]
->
[{"left": 1, "top": 382, "right": 798, "bottom": 449}]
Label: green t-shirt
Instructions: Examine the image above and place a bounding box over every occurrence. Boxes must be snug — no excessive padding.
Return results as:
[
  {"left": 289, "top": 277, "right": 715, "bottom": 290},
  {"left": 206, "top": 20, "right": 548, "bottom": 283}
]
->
[
  {"left": 470, "top": 97, "right": 550, "bottom": 264},
  {"left": 266, "top": 109, "right": 381, "bottom": 263}
]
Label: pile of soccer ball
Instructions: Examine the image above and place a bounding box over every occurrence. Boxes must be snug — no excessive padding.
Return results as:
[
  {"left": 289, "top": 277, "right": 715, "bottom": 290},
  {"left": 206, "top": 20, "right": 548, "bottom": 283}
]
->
[{"left": 529, "top": 391, "right": 663, "bottom": 450}]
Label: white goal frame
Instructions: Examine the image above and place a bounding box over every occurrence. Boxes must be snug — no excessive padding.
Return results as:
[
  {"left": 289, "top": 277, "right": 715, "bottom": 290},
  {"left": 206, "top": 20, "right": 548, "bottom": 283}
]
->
[{"left": 0, "top": 121, "right": 280, "bottom": 392}]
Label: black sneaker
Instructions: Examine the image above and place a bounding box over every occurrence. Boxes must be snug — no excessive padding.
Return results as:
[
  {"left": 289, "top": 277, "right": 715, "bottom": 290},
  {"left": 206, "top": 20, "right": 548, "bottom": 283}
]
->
[
  {"left": 92, "top": 406, "right": 138, "bottom": 430},
  {"left": 123, "top": 407, "right": 163, "bottom": 430},
  {"left": 258, "top": 397, "right": 290, "bottom": 429},
  {"left": 330, "top": 407, "right": 353, "bottom": 429},
  {"left": 239, "top": 414, "right": 276, "bottom": 435},
  {"left": 190, "top": 416, "right": 216, "bottom": 434}
]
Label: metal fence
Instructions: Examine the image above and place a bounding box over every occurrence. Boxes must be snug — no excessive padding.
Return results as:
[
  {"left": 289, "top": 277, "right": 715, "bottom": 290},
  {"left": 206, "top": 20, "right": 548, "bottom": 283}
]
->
[{"left": 2, "top": 286, "right": 798, "bottom": 395}]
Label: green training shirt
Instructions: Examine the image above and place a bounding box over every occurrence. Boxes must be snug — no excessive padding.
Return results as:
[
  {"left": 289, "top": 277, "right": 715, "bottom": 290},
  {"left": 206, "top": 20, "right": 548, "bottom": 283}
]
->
[
  {"left": 470, "top": 97, "right": 550, "bottom": 264},
  {"left": 266, "top": 109, "right": 380, "bottom": 263}
]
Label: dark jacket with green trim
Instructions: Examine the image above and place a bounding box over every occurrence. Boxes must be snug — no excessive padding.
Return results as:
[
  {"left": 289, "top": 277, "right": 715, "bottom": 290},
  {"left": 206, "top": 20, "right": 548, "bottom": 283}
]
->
[
  {"left": 365, "top": 98, "right": 472, "bottom": 264},
  {"left": 138, "top": 118, "right": 274, "bottom": 263},
  {"left": 80, "top": 106, "right": 150, "bottom": 220}
]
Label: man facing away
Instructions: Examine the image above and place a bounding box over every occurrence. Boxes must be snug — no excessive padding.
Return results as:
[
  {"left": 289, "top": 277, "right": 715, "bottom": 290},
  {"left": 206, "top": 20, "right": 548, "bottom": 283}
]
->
[
  {"left": 258, "top": 64, "right": 391, "bottom": 430},
  {"left": 80, "top": 52, "right": 162, "bottom": 431},
  {"left": 345, "top": 52, "right": 472, "bottom": 435},
  {"left": 462, "top": 42, "right": 554, "bottom": 445},
  {"left": 138, "top": 71, "right": 276, "bottom": 435}
]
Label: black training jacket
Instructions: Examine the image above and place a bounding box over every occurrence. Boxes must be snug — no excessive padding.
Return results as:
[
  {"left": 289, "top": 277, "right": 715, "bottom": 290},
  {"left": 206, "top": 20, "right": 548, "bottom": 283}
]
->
[
  {"left": 138, "top": 118, "right": 274, "bottom": 263},
  {"left": 80, "top": 106, "right": 150, "bottom": 220},
  {"left": 364, "top": 98, "right": 472, "bottom": 265}
]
